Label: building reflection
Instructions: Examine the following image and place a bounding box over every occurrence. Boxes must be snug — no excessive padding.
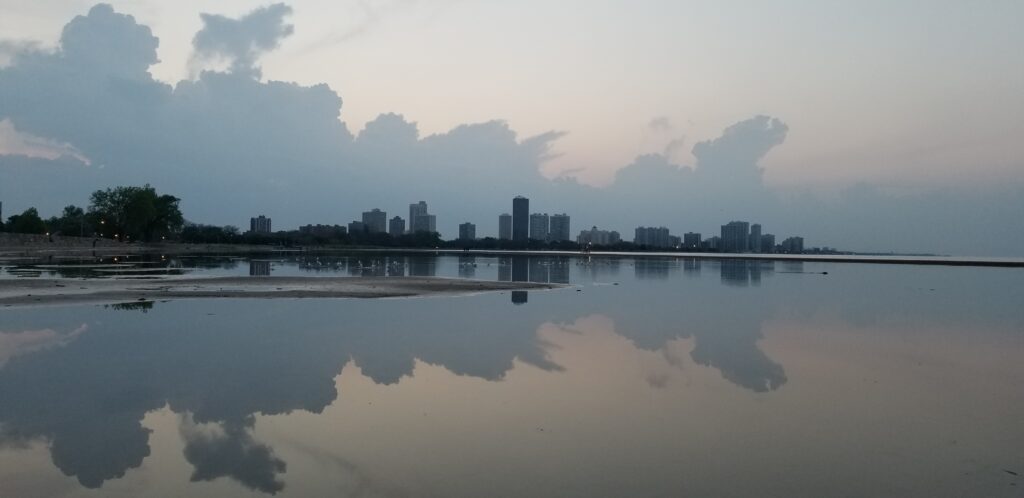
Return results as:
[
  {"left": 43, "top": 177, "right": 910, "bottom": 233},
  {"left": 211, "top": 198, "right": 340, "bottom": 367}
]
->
[
  {"left": 500, "top": 256, "right": 570, "bottom": 303},
  {"left": 511, "top": 290, "right": 528, "bottom": 304},
  {"left": 634, "top": 258, "right": 678, "bottom": 279},
  {"left": 683, "top": 258, "right": 701, "bottom": 275},
  {"left": 720, "top": 260, "right": 774, "bottom": 287},
  {"left": 249, "top": 260, "right": 271, "bottom": 276},
  {"left": 407, "top": 257, "right": 437, "bottom": 277}
]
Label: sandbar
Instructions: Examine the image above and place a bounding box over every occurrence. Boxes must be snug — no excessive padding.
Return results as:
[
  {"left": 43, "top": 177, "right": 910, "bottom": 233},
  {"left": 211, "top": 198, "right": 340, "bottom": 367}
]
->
[{"left": 0, "top": 276, "right": 563, "bottom": 307}]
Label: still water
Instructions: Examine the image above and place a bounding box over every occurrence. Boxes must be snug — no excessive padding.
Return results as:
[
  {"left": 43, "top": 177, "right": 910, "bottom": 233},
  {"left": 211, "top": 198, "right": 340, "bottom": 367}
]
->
[{"left": 1, "top": 253, "right": 1022, "bottom": 497}]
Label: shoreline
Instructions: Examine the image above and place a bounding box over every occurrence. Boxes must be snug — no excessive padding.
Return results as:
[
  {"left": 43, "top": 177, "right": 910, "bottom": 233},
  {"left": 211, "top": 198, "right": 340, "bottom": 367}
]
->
[
  {"left": 2, "top": 241, "right": 1023, "bottom": 268},
  {"left": 0, "top": 276, "right": 564, "bottom": 308}
]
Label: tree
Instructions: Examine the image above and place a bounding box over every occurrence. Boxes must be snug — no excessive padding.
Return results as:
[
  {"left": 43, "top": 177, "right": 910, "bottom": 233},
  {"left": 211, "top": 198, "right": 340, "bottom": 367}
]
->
[
  {"left": 48, "top": 205, "right": 91, "bottom": 236},
  {"left": 6, "top": 208, "right": 47, "bottom": 234},
  {"left": 88, "top": 185, "right": 183, "bottom": 241}
]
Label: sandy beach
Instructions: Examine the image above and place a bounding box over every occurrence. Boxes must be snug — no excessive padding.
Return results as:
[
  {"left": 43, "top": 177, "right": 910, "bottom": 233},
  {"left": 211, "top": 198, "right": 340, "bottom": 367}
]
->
[{"left": 0, "top": 276, "right": 563, "bottom": 307}]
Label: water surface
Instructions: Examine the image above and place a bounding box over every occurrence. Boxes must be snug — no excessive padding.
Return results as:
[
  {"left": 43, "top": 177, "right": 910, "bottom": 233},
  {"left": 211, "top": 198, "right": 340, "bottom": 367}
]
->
[{"left": 1, "top": 254, "right": 1021, "bottom": 497}]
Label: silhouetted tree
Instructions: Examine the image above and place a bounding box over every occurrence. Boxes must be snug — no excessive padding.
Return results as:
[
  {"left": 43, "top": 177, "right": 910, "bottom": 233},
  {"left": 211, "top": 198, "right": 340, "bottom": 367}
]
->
[
  {"left": 5, "top": 207, "right": 47, "bottom": 234},
  {"left": 47, "top": 205, "right": 92, "bottom": 236},
  {"left": 88, "top": 185, "right": 183, "bottom": 241}
]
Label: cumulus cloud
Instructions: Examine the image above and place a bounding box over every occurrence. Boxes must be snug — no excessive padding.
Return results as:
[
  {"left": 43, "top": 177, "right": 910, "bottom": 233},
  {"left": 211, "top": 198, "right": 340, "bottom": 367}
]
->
[
  {"left": 0, "top": 39, "right": 43, "bottom": 68},
  {"left": 181, "top": 416, "right": 286, "bottom": 494},
  {"left": 190, "top": 3, "right": 294, "bottom": 78},
  {"left": 0, "top": 3, "right": 1021, "bottom": 255}
]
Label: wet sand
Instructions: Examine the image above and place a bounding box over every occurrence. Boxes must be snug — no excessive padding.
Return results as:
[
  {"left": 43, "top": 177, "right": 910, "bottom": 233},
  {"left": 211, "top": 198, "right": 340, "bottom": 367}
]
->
[{"left": 0, "top": 276, "right": 563, "bottom": 307}]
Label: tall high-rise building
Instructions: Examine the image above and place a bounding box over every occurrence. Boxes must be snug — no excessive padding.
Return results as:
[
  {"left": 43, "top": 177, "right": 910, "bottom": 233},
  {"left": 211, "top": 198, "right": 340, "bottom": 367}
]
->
[
  {"left": 549, "top": 213, "right": 571, "bottom": 242},
  {"left": 577, "top": 226, "right": 621, "bottom": 246},
  {"left": 781, "top": 236, "right": 804, "bottom": 253},
  {"left": 348, "top": 221, "right": 367, "bottom": 234},
  {"left": 749, "top": 223, "right": 762, "bottom": 253},
  {"left": 458, "top": 222, "right": 476, "bottom": 241},
  {"left": 634, "top": 226, "right": 673, "bottom": 248},
  {"left": 498, "top": 213, "right": 512, "bottom": 240},
  {"left": 408, "top": 201, "right": 428, "bottom": 233},
  {"left": 529, "top": 213, "right": 549, "bottom": 241},
  {"left": 388, "top": 216, "right": 405, "bottom": 237},
  {"left": 512, "top": 196, "right": 529, "bottom": 242},
  {"left": 720, "top": 221, "right": 750, "bottom": 253},
  {"left": 760, "top": 233, "right": 776, "bottom": 253},
  {"left": 249, "top": 215, "right": 272, "bottom": 234},
  {"left": 411, "top": 214, "right": 436, "bottom": 233},
  {"left": 362, "top": 208, "right": 387, "bottom": 233},
  {"left": 683, "top": 232, "right": 701, "bottom": 250},
  {"left": 408, "top": 201, "right": 436, "bottom": 233}
]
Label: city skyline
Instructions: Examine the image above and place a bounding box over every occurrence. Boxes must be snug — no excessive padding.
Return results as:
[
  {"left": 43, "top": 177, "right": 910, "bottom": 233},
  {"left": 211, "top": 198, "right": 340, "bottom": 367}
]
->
[{"left": 245, "top": 195, "right": 810, "bottom": 253}]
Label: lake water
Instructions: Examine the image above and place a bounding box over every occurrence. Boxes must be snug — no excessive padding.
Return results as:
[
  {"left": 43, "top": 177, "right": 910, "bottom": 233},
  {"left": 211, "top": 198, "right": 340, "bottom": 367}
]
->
[{"left": 1, "top": 253, "right": 1022, "bottom": 497}]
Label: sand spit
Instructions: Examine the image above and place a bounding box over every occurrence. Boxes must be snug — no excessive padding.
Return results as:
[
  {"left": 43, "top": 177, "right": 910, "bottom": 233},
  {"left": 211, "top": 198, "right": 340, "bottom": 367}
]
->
[{"left": 0, "top": 276, "right": 563, "bottom": 307}]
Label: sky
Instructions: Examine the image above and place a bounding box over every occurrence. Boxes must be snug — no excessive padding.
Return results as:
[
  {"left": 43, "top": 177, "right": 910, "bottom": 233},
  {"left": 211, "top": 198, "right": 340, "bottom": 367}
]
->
[{"left": 1, "top": 1, "right": 1022, "bottom": 255}]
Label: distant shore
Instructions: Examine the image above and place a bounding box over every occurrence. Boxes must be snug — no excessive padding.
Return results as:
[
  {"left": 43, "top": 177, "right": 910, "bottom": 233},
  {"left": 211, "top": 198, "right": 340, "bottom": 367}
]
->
[
  {"left": 2, "top": 235, "right": 1022, "bottom": 268},
  {"left": 0, "top": 276, "right": 563, "bottom": 308}
]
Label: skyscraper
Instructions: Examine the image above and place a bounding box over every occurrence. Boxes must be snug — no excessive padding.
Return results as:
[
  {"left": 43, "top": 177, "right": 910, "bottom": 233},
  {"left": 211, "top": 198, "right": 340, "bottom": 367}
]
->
[
  {"left": 634, "top": 226, "right": 673, "bottom": 248},
  {"left": 411, "top": 214, "right": 436, "bottom": 233},
  {"left": 720, "top": 221, "right": 750, "bottom": 253},
  {"left": 683, "top": 232, "right": 701, "bottom": 250},
  {"left": 549, "top": 213, "right": 571, "bottom": 242},
  {"left": 748, "top": 223, "right": 762, "bottom": 253},
  {"left": 529, "top": 213, "right": 549, "bottom": 241},
  {"left": 498, "top": 213, "right": 512, "bottom": 240},
  {"left": 249, "top": 215, "right": 271, "bottom": 234},
  {"left": 458, "top": 222, "right": 476, "bottom": 241},
  {"left": 362, "top": 208, "right": 387, "bottom": 233},
  {"left": 512, "top": 196, "right": 529, "bottom": 242},
  {"left": 388, "top": 216, "right": 405, "bottom": 237},
  {"left": 408, "top": 201, "right": 428, "bottom": 233},
  {"left": 781, "top": 236, "right": 804, "bottom": 253}
]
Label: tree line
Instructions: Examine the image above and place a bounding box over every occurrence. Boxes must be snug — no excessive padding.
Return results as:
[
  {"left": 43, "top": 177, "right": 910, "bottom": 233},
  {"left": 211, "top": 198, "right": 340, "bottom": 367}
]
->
[{"left": 1, "top": 185, "right": 183, "bottom": 242}]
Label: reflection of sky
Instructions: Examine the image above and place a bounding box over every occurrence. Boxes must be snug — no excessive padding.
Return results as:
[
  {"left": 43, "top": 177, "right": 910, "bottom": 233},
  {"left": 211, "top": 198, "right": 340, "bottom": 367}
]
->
[{"left": 0, "top": 255, "right": 1022, "bottom": 496}]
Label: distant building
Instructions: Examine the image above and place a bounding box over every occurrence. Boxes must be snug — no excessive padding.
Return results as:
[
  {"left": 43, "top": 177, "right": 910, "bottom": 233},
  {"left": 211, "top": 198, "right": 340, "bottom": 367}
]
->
[
  {"left": 549, "top": 213, "right": 571, "bottom": 242},
  {"left": 249, "top": 215, "right": 272, "bottom": 234},
  {"left": 529, "top": 213, "right": 549, "bottom": 241},
  {"left": 634, "top": 226, "right": 674, "bottom": 248},
  {"left": 408, "top": 201, "right": 429, "bottom": 233},
  {"left": 749, "top": 224, "right": 762, "bottom": 253},
  {"left": 577, "top": 226, "right": 621, "bottom": 246},
  {"left": 498, "top": 213, "right": 512, "bottom": 240},
  {"left": 249, "top": 260, "right": 271, "bottom": 276},
  {"left": 781, "top": 236, "right": 804, "bottom": 253},
  {"left": 512, "top": 196, "right": 529, "bottom": 242},
  {"left": 299, "top": 224, "right": 346, "bottom": 237},
  {"left": 362, "top": 208, "right": 387, "bottom": 233},
  {"left": 408, "top": 201, "right": 436, "bottom": 233},
  {"left": 348, "top": 221, "right": 367, "bottom": 234},
  {"left": 702, "top": 236, "right": 721, "bottom": 251},
  {"left": 411, "top": 214, "right": 436, "bottom": 233},
  {"left": 458, "top": 222, "right": 476, "bottom": 241},
  {"left": 388, "top": 216, "right": 405, "bottom": 237},
  {"left": 683, "top": 232, "right": 701, "bottom": 250},
  {"left": 720, "top": 221, "right": 750, "bottom": 253},
  {"left": 760, "top": 233, "right": 776, "bottom": 253}
]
